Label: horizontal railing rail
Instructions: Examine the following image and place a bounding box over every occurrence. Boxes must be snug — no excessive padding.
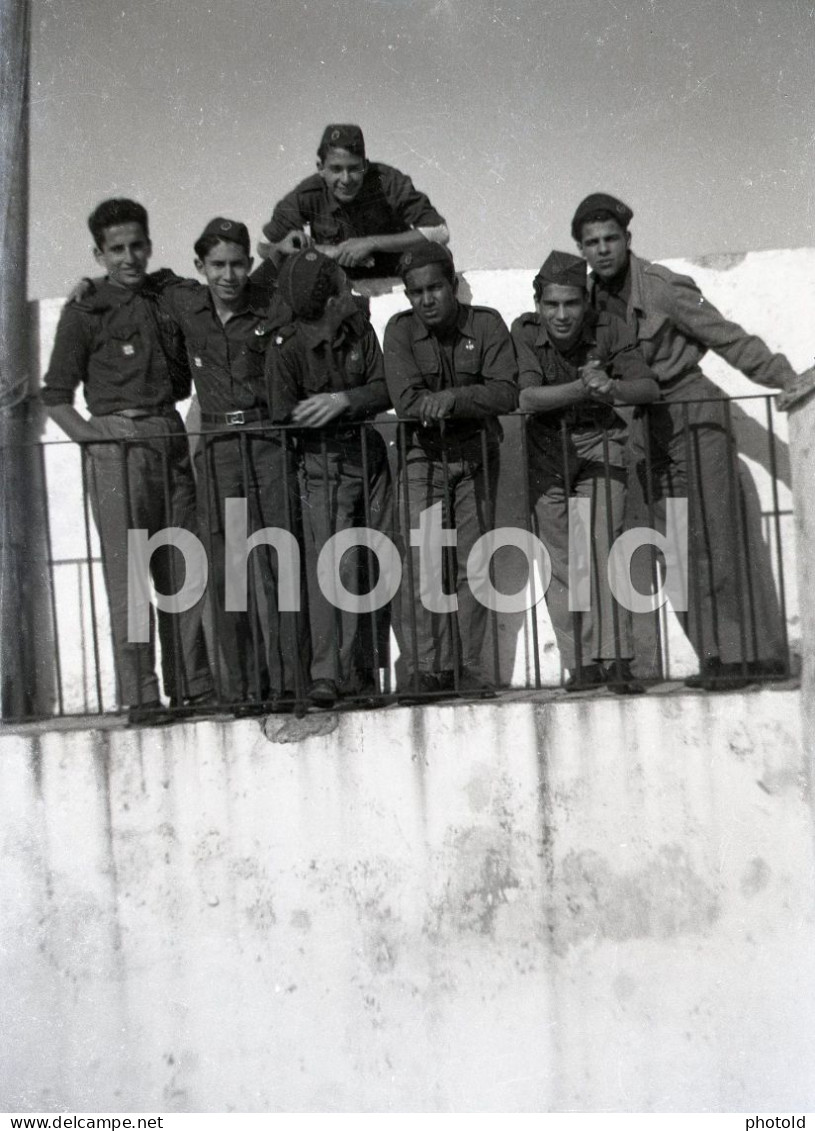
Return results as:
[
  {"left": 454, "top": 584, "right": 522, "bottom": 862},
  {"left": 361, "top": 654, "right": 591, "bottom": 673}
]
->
[{"left": 3, "top": 392, "right": 795, "bottom": 723}]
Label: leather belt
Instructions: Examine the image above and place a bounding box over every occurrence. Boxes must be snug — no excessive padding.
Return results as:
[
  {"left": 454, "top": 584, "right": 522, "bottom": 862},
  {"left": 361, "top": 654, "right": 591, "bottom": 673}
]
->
[
  {"left": 200, "top": 408, "right": 270, "bottom": 427},
  {"left": 99, "top": 406, "right": 176, "bottom": 419}
]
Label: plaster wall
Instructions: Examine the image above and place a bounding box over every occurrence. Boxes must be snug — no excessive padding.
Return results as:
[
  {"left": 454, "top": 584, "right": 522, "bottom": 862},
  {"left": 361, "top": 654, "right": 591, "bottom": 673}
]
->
[{"left": 2, "top": 686, "right": 813, "bottom": 1112}]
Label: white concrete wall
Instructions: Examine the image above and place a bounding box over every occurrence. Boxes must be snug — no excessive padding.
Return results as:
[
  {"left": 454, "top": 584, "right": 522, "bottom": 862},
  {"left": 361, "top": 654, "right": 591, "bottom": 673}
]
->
[{"left": 1, "top": 687, "right": 813, "bottom": 1112}]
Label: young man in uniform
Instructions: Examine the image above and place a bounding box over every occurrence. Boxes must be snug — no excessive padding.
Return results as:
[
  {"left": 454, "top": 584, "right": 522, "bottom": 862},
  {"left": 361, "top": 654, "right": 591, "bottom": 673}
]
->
[
  {"left": 384, "top": 242, "right": 518, "bottom": 701},
  {"left": 572, "top": 192, "right": 796, "bottom": 689},
  {"left": 267, "top": 249, "right": 393, "bottom": 709},
  {"left": 257, "top": 124, "right": 449, "bottom": 288},
  {"left": 156, "top": 218, "right": 305, "bottom": 712},
  {"left": 512, "top": 251, "right": 659, "bottom": 693},
  {"left": 42, "top": 198, "right": 212, "bottom": 724}
]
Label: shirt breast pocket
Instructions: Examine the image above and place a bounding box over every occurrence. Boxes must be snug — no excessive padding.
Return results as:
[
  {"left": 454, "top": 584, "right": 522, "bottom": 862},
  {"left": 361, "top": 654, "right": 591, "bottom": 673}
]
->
[
  {"left": 453, "top": 343, "right": 481, "bottom": 385},
  {"left": 100, "top": 329, "right": 146, "bottom": 384},
  {"left": 412, "top": 342, "right": 441, "bottom": 386},
  {"left": 245, "top": 325, "right": 273, "bottom": 376},
  {"left": 344, "top": 348, "right": 366, "bottom": 384}
]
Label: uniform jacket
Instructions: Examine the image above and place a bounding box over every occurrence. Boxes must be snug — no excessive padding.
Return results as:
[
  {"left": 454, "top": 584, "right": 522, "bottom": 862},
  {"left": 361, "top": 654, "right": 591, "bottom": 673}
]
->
[
  {"left": 42, "top": 274, "right": 190, "bottom": 415},
  {"left": 511, "top": 307, "right": 657, "bottom": 437},
  {"left": 263, "top": 163, "right": 446, "bottom": 279},
  {"left": 158, "top": 278, "right": 284, "bottom": 415},
  {"left": 595, "top": 252, "right": 795, "bottom": 392},
  {"left": 267, "top": 302, "right": 389, "bottom": 427},
  {"left": 384, "top": 302, "right": 518, "bottom": 456}
]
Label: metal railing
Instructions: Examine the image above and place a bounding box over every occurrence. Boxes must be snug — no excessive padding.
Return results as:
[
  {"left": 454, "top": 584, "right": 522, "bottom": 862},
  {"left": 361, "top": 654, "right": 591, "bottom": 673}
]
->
[{"left": 4, "top": 391, "right": 796, "bottom": 723}]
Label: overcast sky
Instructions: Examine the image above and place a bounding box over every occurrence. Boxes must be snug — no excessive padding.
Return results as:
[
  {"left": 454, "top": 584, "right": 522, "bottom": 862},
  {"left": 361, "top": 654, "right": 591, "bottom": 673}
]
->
[{"left": 28, "top": 0, "right": 814, "bottom": 298}]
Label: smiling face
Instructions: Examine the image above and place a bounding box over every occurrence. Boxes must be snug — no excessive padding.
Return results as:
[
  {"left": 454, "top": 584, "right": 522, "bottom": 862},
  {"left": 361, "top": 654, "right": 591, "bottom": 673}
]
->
[
  {"left": 317, "top": 146, "right": 367, "bottom": 204},
  {"left": 195, "top": 239, "right": 253, "bottom": 309},
  {"left": 538, "top": 283, "right": 589, "bottom": 348},
  {"left": 94, "top": 221, "right": 152, "bottom": 289},
  {"left": 404, "top": 263, "right": 458, "bottom": 333},
  {"left": 577, "top": 218, "right": 631, "bottom": 282}
]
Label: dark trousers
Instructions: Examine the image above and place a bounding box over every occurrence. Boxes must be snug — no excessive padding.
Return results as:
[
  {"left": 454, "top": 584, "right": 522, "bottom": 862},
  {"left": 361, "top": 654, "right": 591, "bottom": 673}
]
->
[
  {"left": 632, "top": 375, "right": 785, "bottom": 666},
  {"left": 195, "top": 428, "right": 306, "bottom": 702},
  {"left": 530, "top": 429, "right": 632, "bottom": 670},
  {"left": 300, "top": 429, "right": 392, "bottom": 689},
  {"left": 398, "top": 444, "right": 498, "bottom": 677},
  {"left": 85, "top": 412, "right": 212, "bottom": 707}
]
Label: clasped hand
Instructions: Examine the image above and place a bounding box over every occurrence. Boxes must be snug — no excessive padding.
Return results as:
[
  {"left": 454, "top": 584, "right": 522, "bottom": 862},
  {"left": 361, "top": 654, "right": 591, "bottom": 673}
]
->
[
  {"left": 291, "top": 392, "right": 350, "bottom": 427},
  {"left": 579, "top": 359, "right": 614, "bottom": 400}
]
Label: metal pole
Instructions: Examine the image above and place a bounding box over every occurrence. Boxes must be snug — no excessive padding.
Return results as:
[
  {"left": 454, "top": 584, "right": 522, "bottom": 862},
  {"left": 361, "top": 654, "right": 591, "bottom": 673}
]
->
[{"left": 0, "top": 0, "right": 53, "bottom": 719}]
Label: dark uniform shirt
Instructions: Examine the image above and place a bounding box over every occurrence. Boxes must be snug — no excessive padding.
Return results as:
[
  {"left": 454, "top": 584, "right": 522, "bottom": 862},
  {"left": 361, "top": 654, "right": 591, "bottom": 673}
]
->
[
  {"left": 263, "top": 163, "right": 446, "bottom": 279},
  {"left": 42, "top": 275, "right": 190, "bottom": 415},
  {"left": 158, "top": 279, "right": 285, "bottom": 415},
  {"left": 384, "top": 303, "right": 518, "bottom": 458},
  {"left": 268, "top": 302, "right": 389, "bottom": 440},
  {"left": 511, "top": 308, "right": 656, "bottom": 457}
]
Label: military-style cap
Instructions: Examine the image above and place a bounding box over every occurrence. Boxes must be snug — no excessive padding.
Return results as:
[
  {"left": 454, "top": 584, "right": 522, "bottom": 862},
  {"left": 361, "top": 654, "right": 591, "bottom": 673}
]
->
[
  {"left": 277, "top": 249, "right": 341, "bottom": 320},
  {"left": 319, "top": 124, "right": 365, "bottom": 156},
  {"left": 398, "top": 242, "right": 455, "bottom": 280},
  {"left": 197, "top": 217, "right": 250, "bottom": 254},
  {"left": 535, "top": 250, "right": 587, "bottom": 290},
  {"left": 571, "top": 193, "right": 634, "bottom": 240}
]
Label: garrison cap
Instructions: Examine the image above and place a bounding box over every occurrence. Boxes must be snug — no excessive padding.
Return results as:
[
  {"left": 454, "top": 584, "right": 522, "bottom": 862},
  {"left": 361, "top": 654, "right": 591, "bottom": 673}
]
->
[
  {"left": 319, "top": 124, "right": 365, "bottom": 157},
  {"left": 571, "top": 193, "right": 634, "bottom": 241},
  {"left": 535, "top": 250, "right": 587, "bottom": 290},
  {"left": 197, "top": 217, "right": 251, "bottom": 254},
  {"left": 398, "top": 242, "right": 456, "bottom": 281},
  {"left": 276, "top": 249, "right": 341, "bottom": 320}
]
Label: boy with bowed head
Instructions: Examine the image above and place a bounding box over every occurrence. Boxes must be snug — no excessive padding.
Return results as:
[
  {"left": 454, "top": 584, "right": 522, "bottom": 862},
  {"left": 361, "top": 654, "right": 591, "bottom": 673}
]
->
[{"left": 267, "top": 249, "right": 393, "bottom": 709}]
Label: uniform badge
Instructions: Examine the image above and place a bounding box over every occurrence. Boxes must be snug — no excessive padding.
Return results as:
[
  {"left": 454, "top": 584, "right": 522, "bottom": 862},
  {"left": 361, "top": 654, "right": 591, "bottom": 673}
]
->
[
  {"left": 194, "top": 357, "right": 203, "bottom": 367},
  {"left": 220, "top": 221, "right": 232, "bottom": 232},
  {"left": 255, "top": 326, "right": 266, "bottom": 335},
  {"left": 122, "top": 344, "right": 135, "bottom": 356},
  {"left": 275, "top": 335, "right": 284, "bottom": 345},
  {"left": 465, "top": 340, "right": 475, "bottom": 351},
  {"left": 305, "top": 251, "right": 318, "bottom": 261}
]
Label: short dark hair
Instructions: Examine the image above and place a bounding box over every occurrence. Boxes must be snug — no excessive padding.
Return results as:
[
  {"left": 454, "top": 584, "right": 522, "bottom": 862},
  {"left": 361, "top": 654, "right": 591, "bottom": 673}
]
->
[
  {"left": 193, "top": 233, "right": 250, "bottom": 261},
  {"left": 573, "top": 209, "right": 627, "bottom": 243},
  {"left": 88, "top": 198, "right": 149, "bottom": 250}
]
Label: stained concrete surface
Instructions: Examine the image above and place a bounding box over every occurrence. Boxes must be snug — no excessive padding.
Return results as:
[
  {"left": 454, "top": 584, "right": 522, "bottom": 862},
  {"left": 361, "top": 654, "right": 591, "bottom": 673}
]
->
[{"left": 1, "top": 687, "right": 813, "bottom": 1112}]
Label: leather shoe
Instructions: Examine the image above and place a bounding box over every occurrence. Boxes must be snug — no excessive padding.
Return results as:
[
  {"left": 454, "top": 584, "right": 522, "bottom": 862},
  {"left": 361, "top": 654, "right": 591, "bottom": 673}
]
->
[
  {"left": 309, "top": 679, "right": 339, "bottom": 708},
  {"left": 397, "top": 672, "right": 442, "bottom": 705},
  {"left": 127, "top": 701, "right": 175, "bottom": 727},
  {"left": 602, "top": 659, "right": 645, "bottom": 695},
  {"left": 686, "top": 658, "right": 752, "bottom": 691},
  {"left": 457, "top": 668, "right": 497, "bottom": 699},
  {"left": 564, "top": 663, "right": 605, "bottom": 692}
]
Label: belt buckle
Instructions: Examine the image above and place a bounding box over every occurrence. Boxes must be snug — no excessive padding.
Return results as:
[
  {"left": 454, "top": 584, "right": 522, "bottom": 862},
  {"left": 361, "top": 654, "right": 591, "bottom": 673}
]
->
[{"left": 225, "top": 410, "right": 245, "bottom": 426}]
